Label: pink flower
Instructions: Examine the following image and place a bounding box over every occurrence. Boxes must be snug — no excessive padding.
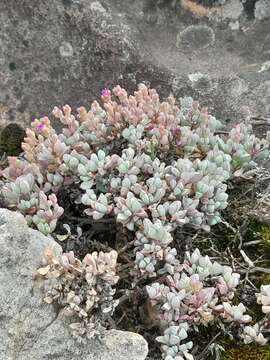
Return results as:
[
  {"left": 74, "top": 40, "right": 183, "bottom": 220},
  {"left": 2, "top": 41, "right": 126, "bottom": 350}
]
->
[
  {"left": 101, "top": 88, "right": 110, "bottom": 98},
  {"left": 36, "top": 122, "right": 45, "bottom": 132}
]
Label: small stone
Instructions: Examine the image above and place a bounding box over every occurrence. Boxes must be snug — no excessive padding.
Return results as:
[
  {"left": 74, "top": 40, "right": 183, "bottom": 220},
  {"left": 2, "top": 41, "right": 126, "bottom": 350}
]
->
[
  {"left": 221, "top": 0, "right": 243, "bottom": 20},
  {"left": 258, "top": 61, "right": 270, "bottom": 73},
  {"left": 59, "top": 42, "right": 74, "bottom": 57},
  {"left": 229, "top": 20, "right": 240, "bottom": 31},
  {"left": 188, "top": 72, "right": 204, "bottom": 82}
]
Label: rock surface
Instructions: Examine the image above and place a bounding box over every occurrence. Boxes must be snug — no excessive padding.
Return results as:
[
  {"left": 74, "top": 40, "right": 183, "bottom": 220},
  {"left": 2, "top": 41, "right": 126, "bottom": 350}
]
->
[
  {"left": 0, "top": 209, "right": 148, "bottom": 360},
  {"left": 255, "top": 0, "right": 270, "bottom": 20},
  {"left": 0, "top": 0, "right": 270, "bottom": 131}
]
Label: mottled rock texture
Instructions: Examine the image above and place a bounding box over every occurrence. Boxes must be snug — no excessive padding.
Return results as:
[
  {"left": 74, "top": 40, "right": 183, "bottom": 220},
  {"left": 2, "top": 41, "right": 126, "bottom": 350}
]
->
[
  {"left": 0, "top": 0, "right": 270, "bottom": 127},
  {"left": 0, "top": 209, "right": 148, "bottom": 360}
]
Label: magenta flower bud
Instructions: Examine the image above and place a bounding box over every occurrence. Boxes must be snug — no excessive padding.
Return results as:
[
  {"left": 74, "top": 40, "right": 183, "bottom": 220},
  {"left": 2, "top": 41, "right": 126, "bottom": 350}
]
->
[
  {"left": 101, "top": 88, "right": 110, "bottom": 98},
  {"left": 36, "top": 122, "right": 45, "bottom": 131}
]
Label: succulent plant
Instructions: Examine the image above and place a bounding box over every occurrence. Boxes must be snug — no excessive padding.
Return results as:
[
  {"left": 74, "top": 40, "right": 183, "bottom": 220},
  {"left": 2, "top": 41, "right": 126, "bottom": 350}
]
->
[
  {"left": 145, "top": 248, "right": 269, "bottom": 358},
  {"left": 32, "top": 192, "right": 64, "bottom": 234},
  {"left": 256, "top": 284, "right": 270, "bottom": 314},
  {"left": 1, "top": 84, "right": 269, "bottom": 241},
  {"left": 217, "top": 302, "right": 252, "bottom": 324},
  {"left": 37, "top": 249, "right": 119, "bottom": 338},
  {"left": 134, "top": 219, "right": 175, "bottom": 275},
  {"left": 1, "top": 83, "right": 270, "bottom": 356},
  {"left": 156, "top": 323, "right": 194, "bottom": 360},
  {"left": 242, "top": 323, "right": 267, "bottom": 346}
]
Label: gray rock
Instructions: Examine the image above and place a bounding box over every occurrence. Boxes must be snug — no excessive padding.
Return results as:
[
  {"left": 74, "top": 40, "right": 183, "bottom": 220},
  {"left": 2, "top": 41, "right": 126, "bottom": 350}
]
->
[
  {"left": 0, "top": 209, "right": 148, "bottom": 360},
  {"left": 1, "top": 0, "right": 270, "bottom": 129},
  {"left": 255, "top": 0, "right": 270, "bottom": 20},
  {"left": 220, "top": 0, "right": 243, "bottom": 20}
]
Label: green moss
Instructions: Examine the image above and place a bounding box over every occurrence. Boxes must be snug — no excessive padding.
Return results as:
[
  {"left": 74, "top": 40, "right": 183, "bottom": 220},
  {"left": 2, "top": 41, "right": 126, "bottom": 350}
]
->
[
  {"left": 246, "top": 220, "right": 265, "bottom": 239},
  {"left": 0, "top": 123, "right": 25, "bottom": 156},
  {"left": 222, "top": 345, "right": 270, "bottom": 360},
  {"left": 258, "top": 226, "right": 270, "bottom": 253},
  {"left": 246, "top": 220, "right": 270, "bottom": 259},
  {"left": 243, "top": 219, "right": 270, "bottom": 295}
]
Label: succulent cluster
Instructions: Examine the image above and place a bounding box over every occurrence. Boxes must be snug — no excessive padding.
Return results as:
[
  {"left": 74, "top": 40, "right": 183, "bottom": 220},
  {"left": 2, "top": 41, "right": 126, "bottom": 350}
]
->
[
  {"left": 37, "top": 249, "right": 119, "bottom": 338},
  {"left": 156, "top": 323, "right": 194, "bottom": 360},
  {"left": 1, "top": 167, "right": 64, "bottom": 234},
  {"left": 1, "top": 84, "right": 268, "bottom": 265},
  {"left": 242, "top": 323, "right": 267, "bottom": 346},
  {"left": 0, "top": 84, "right": 270, "bottom": 357},
  {"left": 256, "top": 284, "right": 270, "bottom": 314},
  {"left": 146, "top": 248, "right": 270, "bottom": 359}
]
